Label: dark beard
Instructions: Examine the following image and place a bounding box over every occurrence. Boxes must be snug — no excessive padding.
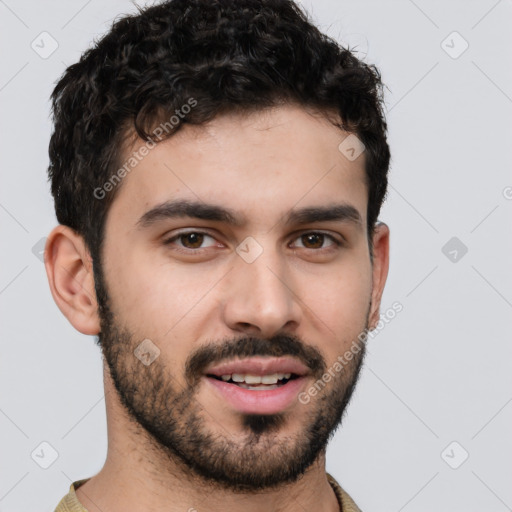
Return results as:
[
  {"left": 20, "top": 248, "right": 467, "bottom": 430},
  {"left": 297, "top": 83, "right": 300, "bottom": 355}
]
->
[{"left": 94, "top": 263, "right": 368, "bottom": 493}]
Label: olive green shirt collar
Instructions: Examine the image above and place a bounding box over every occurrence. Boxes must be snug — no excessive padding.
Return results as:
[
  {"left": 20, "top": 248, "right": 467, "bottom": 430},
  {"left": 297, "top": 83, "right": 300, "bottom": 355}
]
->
[{"left": 55, "top": 473, "right": 362, "bottom": 511}]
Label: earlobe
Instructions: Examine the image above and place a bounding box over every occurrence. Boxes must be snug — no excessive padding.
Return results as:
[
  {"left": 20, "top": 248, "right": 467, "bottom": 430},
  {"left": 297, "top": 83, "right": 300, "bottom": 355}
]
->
[
  {"left": 44, "top": 225, "right": 101, "bottom": 335},
  {"left": 368, "top": 222, "right": 390, "bottom": 330}
]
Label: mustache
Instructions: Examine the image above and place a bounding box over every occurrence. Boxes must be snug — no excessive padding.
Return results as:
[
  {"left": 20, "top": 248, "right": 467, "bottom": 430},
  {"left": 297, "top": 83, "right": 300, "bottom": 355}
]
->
[{"left": 185, "top": 334, "right": 327, "bottom": 386}]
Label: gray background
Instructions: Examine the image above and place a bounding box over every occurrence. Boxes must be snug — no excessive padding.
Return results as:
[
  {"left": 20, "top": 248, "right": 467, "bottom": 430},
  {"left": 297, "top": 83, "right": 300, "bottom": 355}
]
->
[{"left": 1, "top": 0, "right": 511, "bottom": 511}]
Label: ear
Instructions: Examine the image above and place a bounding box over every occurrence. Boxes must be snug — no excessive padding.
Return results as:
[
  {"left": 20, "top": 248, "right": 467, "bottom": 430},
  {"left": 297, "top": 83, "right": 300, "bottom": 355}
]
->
[
  {"left": 368, "top": 222, "right": 390, "bottom": 330},
  {"left": 44, "top": 225, "right": 100, "bottom": 335}
]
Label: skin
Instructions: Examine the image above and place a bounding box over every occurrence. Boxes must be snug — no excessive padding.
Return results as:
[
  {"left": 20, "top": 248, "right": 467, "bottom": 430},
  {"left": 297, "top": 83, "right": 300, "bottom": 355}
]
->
[{"left": 45, "top": 103, "right": 389, "bottom": 512}]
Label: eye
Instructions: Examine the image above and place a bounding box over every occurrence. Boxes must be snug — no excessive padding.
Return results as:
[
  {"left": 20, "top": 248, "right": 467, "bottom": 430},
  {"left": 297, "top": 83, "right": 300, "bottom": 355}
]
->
[
  {"left": 162, "top": 230, "right": 343, "bottom": 255},
  {"left": 163, "top": 231, "right": 219, "bottom": 251},
  {"left": 291, "top": 232, "right": 341, "bottom": 250}
]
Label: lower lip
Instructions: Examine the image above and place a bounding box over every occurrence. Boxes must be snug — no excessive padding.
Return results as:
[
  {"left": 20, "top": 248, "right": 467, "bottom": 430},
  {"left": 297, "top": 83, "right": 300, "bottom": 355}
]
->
[{"left": 204, "top": 376, "right": 308, "bottom": 414}]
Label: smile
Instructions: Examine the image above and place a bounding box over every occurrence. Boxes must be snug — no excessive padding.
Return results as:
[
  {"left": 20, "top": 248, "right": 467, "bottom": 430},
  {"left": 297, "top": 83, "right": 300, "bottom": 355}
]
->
[{"left": 204, "top": 373, "right": 308, "bottom": 414}]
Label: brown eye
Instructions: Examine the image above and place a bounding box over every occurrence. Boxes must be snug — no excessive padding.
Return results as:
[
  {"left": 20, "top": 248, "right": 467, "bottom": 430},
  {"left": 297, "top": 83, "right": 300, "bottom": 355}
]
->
[
  {"left": 179, "top": 232, "right": 204, "bottom": 249},
  {"left": 163, "top": 231, "right": 218, "bottom": 251},
  {"left": 301, "top": 233, "right": 324, "bottom": 249},
  {"left": 293, "top": 232, "right": 339, "bottom": 250}
]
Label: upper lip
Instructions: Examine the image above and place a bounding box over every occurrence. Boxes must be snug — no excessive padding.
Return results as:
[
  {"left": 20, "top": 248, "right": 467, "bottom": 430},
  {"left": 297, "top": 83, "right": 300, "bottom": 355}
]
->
[{"left": 205, "top": 356, "right": 309, "bottom": 377}]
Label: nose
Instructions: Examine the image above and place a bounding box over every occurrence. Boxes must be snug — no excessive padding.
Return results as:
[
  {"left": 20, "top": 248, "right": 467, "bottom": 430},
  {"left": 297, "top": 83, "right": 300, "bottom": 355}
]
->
[{"left": 221, "top": 245, "right": 302, "bottom": 338}]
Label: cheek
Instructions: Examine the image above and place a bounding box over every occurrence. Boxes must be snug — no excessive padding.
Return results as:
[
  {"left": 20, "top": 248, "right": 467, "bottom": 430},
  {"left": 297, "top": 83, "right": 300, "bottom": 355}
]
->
[
  {"left": 305, "top": 276, "right": 370, "bottom": 326},
  {"left": 101, "top": 242, "right": 168, "bottom": 334},
  {"left": 295, "top": 259, "right": 372, "bottom": 352},
  {"left": 103, "top": 243, "right": 224, "bottom": 338}
]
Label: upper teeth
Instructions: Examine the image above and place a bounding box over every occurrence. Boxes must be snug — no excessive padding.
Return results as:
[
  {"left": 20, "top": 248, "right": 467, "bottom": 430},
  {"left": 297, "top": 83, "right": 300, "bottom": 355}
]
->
[{"left": 220, "top": 373, "right": 291, "bottom": 384}]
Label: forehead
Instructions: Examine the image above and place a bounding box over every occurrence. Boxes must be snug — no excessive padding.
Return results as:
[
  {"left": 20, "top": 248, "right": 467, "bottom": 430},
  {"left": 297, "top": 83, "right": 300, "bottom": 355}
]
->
[{"left": 108, "top": 104, "right": 368, "bottom": 230}]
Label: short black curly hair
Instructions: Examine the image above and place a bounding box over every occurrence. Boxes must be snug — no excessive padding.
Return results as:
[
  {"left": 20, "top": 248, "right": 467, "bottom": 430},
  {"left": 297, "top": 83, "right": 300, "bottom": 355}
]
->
[{"left": 48, "top": 0, "right": 390, "bottom": 267}]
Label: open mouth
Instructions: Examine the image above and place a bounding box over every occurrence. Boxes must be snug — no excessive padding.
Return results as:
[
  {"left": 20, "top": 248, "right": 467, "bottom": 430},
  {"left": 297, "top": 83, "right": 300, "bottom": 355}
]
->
[
  {"left": 204, "top": 364, "right": 308, "bottom": 414},
  {"left": 203, "top": 357, "right": 310, "bottom": 413},
  {"left": 206, "top": 373, "right": 300, "bottom": 390}
]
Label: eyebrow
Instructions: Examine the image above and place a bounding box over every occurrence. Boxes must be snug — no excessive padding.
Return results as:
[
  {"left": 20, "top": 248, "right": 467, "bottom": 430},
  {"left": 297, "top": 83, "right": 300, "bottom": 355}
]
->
[{"left": 136, "top": 199, "right": 363, "bottom": 229}]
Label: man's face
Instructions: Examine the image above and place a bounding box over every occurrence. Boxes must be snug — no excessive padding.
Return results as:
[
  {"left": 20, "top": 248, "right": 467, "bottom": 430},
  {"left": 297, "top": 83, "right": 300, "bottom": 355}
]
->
[{"left": 96, "top": 104, "right": 379, "bottom": 491}]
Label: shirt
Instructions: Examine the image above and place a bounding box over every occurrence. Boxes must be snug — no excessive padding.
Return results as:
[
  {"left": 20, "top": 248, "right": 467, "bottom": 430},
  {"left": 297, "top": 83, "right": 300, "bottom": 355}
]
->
[{"left": 54, "top": 472, "right": 362, "bottom": 512}]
